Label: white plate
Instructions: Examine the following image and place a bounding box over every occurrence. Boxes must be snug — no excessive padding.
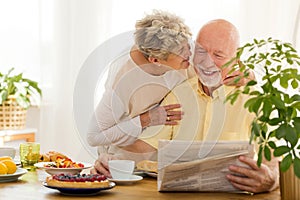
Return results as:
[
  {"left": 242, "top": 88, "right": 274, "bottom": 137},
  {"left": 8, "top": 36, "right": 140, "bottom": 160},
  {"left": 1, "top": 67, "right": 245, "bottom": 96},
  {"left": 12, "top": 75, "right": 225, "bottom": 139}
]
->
[
  {"left": 0, "top": 168, "right": 27, "bottom": 182},
  {"left": 108, "top": 174, "right": 143, "bottom": 183},
  {"left": 34, "top": 162, "right": 92, "bottom": 175}
]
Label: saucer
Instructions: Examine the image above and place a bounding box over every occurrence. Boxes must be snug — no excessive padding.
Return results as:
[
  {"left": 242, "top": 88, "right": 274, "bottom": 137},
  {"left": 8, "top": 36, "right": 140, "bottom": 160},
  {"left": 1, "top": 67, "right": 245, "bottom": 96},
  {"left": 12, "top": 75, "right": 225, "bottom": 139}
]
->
[
  {"left": 144, "top": 172, "right": 157, "bottom": 178},
  {"left": 108, "top": 174, "right": 143, "bottom": 183}
]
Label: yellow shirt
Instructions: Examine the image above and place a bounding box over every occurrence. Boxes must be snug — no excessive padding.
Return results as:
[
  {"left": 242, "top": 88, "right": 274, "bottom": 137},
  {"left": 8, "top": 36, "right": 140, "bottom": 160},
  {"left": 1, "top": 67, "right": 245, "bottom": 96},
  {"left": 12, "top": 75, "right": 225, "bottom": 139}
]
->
[{"left": 140, "top": 77, "right": 254, "bottom": 148}]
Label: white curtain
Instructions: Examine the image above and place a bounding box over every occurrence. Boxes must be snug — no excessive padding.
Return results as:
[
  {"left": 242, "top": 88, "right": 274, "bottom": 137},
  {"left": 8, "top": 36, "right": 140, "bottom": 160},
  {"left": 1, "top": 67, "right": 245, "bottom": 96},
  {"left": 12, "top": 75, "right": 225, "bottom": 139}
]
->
[
  {"left": 38, "top": 0, "right": 114, "bottom": 161},
  {"left": 294, "top": 3, "right": 300, "bottom": 49},
  {"left": 0, "top": 0, "right": 299, "bottom": 162}
]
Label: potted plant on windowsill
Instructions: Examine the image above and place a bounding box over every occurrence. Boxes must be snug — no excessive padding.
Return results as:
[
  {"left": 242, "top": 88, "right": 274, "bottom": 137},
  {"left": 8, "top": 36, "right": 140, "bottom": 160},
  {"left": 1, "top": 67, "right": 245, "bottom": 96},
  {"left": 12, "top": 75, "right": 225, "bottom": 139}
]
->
[
  {"left": 225, "top": 38, "right": 300, "bottom": 200},
  {"left": 0, "top": 68, "right": 42, "bottom": 130}
]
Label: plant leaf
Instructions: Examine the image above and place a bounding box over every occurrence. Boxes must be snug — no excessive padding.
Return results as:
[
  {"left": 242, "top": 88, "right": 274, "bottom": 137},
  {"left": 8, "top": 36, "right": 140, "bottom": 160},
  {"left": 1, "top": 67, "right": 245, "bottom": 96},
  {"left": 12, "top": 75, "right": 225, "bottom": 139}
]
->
[
  {"left": 270, "top": 95, "right": 285, "bottom": 109},
  {"left": 23, "top": 78, "right": 42, "bottom": 96},
  {"left": 13, "top": 82, "right": 27, "bottom": 96},
  {"left": 226, "top": 90, "right": 241, "bottom": 105},
  {"left": 292, "top": 102, "right": 300, "bottom": 111},
  {"left": 275, "top": 124, "right": 287, "bottom": 139},
  {"left": 262, "top": 99, "right": 272, "bottom": 118},
  {"left": 252, "top": 98, "right": 263, "bottom": 115},
  {"left": 0, "top": 68, "right": 42, "bottom": 108},
  {"left": 244, "top": 97, "right": 258, "bottom": 109},
  {"left": 257, "top": 145, "right": 263, "bottom": 167},
  {"left": 268, "top": 141, "right": 276, "bottom": 149},
  {"left": 285, "top": 126, "right": 298, "bottom": 147},
  {"left": 264, "top": 145, "right": 271, "bottom": 161},
  {"left": 268, "top": 117, "right": 282, "bottom": 126},
  {"left": 291, "top": 94, "right": 300, "bottom": 101},
  {"left": 246, "top": 80, "right": 257, "bottom": 86},
  {"left": 279, "top": 75, "right": 289, "bottom": 89},
  {"left": 16, "top": 95, "right": 30, "bottom": 109},
  {"left": 251, "top": 121, "right": 260, "bottom": 137},
  {"left": 293, "top": 117, "right": 300, "bottom": 131},
  {"left": 249, "top": 91, "right": 261, "bottom": 96},
  {"left": 27, "top": 86, "right": 41, "bottom": 106},
  {"left": 0, "top": 90, "right": 8, "bottom": 105},
  {"left": 280, "top": 154, "right": 292, "bottom": 172},
  {"left": 286, "top": 106, "right": 295, "bottom": 119},
  {"left": 274, "top": 146, "right": 290, "bottom": 157},
  {"left": 291, "top": 79, "right": 299, "bottom": 89},
  {"left": 294, "top": 157, "right": 300, "bottom": 178}
]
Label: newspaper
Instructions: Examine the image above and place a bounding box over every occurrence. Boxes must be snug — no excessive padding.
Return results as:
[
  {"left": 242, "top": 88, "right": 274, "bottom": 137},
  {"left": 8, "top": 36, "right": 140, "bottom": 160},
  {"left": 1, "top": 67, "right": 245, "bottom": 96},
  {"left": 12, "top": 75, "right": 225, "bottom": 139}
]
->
[{"left": 157, "top": 140, "right": 254, "bottom": 192}]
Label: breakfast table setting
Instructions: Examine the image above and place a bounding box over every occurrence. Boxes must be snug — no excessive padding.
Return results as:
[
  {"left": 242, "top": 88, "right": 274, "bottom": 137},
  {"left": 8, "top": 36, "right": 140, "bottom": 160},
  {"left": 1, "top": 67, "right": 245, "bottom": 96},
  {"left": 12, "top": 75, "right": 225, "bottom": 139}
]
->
[
  {"left": 0, "top": 169, "right": 281, "bottom": 200},
  {"left": 0, "top": 143, "right": 281, "bottom": 199}
]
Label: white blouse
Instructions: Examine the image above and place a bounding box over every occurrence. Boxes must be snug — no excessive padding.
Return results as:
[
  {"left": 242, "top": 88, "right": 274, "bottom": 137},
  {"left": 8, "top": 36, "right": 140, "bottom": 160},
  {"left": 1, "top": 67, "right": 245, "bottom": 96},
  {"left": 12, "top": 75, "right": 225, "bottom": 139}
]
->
[{"left": 87, "top": 53, "right": 188, "bottom": 147}]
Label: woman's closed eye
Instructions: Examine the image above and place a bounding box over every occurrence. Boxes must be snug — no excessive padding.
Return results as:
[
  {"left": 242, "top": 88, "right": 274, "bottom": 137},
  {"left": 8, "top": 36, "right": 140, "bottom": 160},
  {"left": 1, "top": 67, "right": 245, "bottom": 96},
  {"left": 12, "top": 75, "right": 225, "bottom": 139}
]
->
[{"left": 195, "top": 48, "right": 207, "bottom": 55}]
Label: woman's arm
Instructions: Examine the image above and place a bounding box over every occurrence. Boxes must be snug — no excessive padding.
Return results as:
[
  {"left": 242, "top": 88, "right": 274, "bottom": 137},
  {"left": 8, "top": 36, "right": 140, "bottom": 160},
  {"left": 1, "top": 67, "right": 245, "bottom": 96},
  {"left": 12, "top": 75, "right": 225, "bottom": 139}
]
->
[
  {"left": 87, "top": 92, "right": 183, "bottom": 147},
  {"left": 87, "top": 91, "right": 143, "bottom": 147}
]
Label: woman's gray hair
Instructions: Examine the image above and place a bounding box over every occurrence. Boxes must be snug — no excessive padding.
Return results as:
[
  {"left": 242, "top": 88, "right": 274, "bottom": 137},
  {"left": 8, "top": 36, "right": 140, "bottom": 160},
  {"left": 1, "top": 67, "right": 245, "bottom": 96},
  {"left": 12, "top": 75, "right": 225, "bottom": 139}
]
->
[{"left": 135, "top": 10, "right": 192, "bottom": 60}]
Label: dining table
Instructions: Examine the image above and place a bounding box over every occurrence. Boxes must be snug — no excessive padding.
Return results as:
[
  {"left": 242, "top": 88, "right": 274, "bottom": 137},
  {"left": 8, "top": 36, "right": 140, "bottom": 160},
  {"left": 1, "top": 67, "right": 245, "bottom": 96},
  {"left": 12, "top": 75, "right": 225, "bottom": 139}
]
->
[{"left": 0, "top": 169, "right": 281, "bottom": 200}]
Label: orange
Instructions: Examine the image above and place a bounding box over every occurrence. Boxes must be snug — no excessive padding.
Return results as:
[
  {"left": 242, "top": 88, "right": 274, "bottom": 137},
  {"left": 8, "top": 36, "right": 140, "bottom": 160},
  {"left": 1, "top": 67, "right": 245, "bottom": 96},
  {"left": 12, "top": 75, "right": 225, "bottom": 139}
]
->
[
  {"left": 0, "top": 156, "right": 13, "bottom": 161},
  {"left": 1, "top": 160, "right": 17, "bottom": 174},
  {"left": 0, "top": 162, "right": 8, "bottom": 175}
]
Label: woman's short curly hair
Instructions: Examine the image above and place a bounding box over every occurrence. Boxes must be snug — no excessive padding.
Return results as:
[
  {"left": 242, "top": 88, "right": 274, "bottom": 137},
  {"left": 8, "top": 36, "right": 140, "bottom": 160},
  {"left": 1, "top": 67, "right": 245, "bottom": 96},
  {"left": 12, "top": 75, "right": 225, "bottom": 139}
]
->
[{"left": 135, "top": 10, "right": 192, "bottom": 60}]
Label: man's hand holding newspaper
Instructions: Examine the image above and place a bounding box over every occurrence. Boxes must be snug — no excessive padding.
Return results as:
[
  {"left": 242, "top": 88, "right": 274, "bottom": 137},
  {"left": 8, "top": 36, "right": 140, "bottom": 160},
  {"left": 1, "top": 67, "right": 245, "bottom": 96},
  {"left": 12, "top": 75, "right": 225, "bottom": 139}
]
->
[{"left": 156, "top": 140, "right": 254, "bottom": 192}]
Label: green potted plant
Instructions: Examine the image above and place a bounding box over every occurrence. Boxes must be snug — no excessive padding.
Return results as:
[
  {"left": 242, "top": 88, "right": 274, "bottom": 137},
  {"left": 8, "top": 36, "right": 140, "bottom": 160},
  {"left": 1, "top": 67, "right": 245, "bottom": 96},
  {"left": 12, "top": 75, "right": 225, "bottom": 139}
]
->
[
  {"left": 0, "top": 68, "right": 42, "bottom": 129},
  {"left": 226, "top": 38, "right": 300, "bottom": 199}
]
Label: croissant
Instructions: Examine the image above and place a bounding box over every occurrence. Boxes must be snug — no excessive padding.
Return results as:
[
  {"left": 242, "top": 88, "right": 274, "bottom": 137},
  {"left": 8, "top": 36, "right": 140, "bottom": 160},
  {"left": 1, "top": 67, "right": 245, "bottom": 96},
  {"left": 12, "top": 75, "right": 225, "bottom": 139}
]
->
[
  {"left": 47, "top": 151, "right": 69, "bottom": 161},
  {"left": 39, "top": 151, "right": 69, "bottom": 162},
  {"left": 136, "top": 160, "right": 158, "bottom": 173},
  {"left": 39, "top": 154, "right": 50, "bottom": 162}
]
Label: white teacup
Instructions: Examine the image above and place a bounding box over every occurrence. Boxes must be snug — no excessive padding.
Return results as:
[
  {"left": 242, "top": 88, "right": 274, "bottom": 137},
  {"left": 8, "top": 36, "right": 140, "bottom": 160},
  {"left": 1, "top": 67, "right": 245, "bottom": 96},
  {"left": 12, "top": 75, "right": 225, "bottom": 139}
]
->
[
  {"left": 108, "top": 160, "right": 135, "bottom": 180},
  {"left": 0, "top": 146, "right": 16, "bottom": 159}
]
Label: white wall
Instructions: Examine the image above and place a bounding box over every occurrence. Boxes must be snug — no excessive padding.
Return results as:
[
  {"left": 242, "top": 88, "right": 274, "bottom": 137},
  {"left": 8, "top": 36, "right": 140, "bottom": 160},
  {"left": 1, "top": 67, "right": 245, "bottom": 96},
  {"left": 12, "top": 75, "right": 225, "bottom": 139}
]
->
[
  {"left": 0, "top": 0, "right": 299, "bottom": 163},
  {"left": 0, "top": 0, "right": 40, "bottom": 80}
]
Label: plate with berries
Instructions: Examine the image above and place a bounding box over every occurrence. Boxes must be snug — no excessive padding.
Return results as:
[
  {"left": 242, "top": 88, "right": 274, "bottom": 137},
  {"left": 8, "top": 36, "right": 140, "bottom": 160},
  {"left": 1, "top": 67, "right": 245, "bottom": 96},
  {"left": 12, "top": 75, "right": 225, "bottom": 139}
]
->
[{"left": 43, "top": 173, "right": 115, "bottom": 196}]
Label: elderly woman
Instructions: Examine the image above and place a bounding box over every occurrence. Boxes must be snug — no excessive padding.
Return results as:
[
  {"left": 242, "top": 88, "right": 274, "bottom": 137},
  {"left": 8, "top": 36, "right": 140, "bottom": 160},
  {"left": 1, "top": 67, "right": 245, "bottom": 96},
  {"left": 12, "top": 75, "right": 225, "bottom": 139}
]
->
[{"left": 87, "top": 10, "right": 192, "bottom": 155}]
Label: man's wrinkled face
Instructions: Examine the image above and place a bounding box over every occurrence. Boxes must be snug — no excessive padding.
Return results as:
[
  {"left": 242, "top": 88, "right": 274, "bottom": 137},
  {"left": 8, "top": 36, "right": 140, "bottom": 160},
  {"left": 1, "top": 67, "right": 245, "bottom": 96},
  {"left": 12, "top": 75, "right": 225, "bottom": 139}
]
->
[
  {"left": 193, "top": 27, "right": 237, "bottom": 87},
  {"left": 193, "top": 43, "right": 222, "bottom": 87}
]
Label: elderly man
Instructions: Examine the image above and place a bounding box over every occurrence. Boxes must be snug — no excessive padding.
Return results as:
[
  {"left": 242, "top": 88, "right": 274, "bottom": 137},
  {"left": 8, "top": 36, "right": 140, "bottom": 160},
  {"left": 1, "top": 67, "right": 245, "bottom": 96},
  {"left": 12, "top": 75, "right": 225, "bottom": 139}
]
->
[{"left": 92, "top": 19, "right": 278, "bottom": 193}]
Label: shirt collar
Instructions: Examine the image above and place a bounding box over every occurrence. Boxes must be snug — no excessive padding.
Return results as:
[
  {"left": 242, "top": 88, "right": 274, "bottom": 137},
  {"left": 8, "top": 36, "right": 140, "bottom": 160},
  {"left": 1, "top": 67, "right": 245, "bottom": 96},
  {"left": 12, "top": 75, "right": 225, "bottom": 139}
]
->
[{"left": 195, "top": 77, "right": 237, "bottom": 101}]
